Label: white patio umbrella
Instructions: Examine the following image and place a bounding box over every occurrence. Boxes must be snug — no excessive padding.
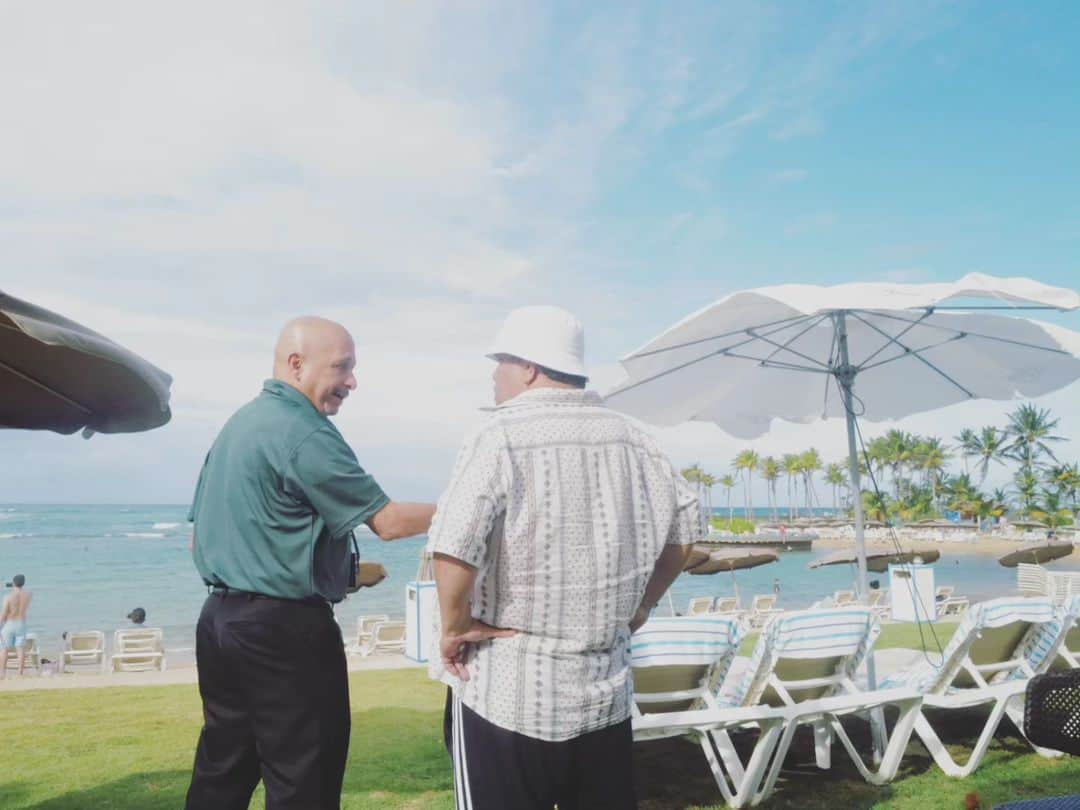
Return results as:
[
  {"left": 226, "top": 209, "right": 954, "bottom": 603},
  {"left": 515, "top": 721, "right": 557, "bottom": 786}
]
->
[{"left": 605, "top": 273, "right": 1080, "bottom": 602}]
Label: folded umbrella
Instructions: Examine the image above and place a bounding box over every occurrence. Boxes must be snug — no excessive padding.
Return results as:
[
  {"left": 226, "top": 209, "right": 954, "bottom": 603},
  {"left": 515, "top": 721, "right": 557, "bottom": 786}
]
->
[{"left": 0, "top": 291, "right": 172, "bottom": 436}]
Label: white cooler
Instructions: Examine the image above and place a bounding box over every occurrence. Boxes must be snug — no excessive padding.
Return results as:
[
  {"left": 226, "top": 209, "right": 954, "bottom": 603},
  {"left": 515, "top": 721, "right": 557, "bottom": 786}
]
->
[
  {"left": 888, "top": 563, "right": 936, "bottom": 623},
  {"left": 405, "top": 580, "right": 437, "bottom": 662}
]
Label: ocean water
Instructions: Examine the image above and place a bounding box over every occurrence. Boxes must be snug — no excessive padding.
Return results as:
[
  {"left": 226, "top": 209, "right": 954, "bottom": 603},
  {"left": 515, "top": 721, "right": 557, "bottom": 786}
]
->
[{"left": 0, "top": 504, "right": 1052, "bottom": 661}]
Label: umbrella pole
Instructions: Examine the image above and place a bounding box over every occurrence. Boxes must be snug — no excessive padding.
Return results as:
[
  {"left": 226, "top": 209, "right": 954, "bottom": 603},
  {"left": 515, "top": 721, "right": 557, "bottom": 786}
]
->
[
  {"left": 836, "top": 313, "right": 885, "bottom": 763},
  {"left": 835, "top": 314, "right": 870, "bottom": 600}
]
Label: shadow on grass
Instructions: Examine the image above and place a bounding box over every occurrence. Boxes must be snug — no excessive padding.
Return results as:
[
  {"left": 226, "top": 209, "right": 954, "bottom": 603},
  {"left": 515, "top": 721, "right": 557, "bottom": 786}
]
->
[
  {"left": 634, "top": 725, "right": 901, "bottom": 810},
  {"left": 20, "top": 770, "right": 191, "bottom": 810}
]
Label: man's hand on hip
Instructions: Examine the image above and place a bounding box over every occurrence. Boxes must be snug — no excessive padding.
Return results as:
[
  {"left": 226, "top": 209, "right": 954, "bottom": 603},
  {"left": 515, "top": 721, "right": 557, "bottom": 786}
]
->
[{"left": 440, "top": 620, "right": 516, "bottom": 681}]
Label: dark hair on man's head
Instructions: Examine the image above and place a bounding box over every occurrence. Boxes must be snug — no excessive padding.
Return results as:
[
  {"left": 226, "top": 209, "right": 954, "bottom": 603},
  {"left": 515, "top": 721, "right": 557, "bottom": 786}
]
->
[
  {"left": 12, "top": 574, "right": 25, "bottom": 588},
  {"left": 536, "top": 364, "right": 587, "bottom": 389}
]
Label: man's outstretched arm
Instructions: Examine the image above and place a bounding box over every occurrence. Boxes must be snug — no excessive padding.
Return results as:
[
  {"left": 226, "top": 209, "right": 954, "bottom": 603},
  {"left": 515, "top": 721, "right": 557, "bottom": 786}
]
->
[{"left": 367, "top": 502, "right": 436, "bottom": 541}]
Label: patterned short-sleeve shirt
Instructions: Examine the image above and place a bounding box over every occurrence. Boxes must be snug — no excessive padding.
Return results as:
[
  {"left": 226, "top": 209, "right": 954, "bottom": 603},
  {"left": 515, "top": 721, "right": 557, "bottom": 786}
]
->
[{"left": 427, "top": 388, "right": 702, "bottom": 742}]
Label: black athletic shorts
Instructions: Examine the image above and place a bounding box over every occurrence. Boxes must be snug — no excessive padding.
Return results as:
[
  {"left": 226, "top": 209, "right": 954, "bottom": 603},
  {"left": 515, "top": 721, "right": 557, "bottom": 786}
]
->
[{"left": 443, "top": 689, "right": 637, "bottom": 810}]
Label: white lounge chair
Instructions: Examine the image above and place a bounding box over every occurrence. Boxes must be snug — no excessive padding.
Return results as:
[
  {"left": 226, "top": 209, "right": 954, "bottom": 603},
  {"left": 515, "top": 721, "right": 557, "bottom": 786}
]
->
[
  {"left": 832, "top": 589, "right": 856, "bottom": 606},
  {"left": 867, "top": 589, "right": 890, "bottom": 619},
  {"left": 747, "top": 595, "right": 782, "bottom": 628},
  {"left": 709, "top": 597, "right": 742, "bottom": 616},
  {"left": 3, "top": 632, "right": 40, "bottom": 674},
  {"left": 714, "top": 606, "right": 922, "bottom": 795},
  {"left": 110, "top": 628, "right": 166, "bottom": 672},
  {"left": 346, "top": 614, "right": 390, "bottom": 656},
  {"left": 878, "top": 596, "right": 1079, "bottom": 777},
  {"left": 937, "top": 597, "right": 970, "bottom": 618},
  {"left": 935, "top": 585, "right": 955, "bottom": 602},
  {"left": 687, "top": 597, "right": 715, "bottom": 616},
  {"left": 360, "top": 620, "right": 406, "bottom": 657},
  {"left": 61, "top": 631, "right": 106, "bottom": 673},
  {"left": 632, "top": 614, "right": 791, "bottom": 807}
]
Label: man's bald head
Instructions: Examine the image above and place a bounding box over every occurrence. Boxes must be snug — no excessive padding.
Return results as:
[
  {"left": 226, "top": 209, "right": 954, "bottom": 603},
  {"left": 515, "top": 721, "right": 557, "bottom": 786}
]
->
[{"left": 273, "top": 316, "right": 357, "bottom": 416}]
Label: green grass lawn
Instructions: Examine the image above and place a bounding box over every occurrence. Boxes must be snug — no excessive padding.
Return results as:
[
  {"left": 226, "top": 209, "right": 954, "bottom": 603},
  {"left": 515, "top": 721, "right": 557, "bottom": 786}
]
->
[{"left": 1, "top": 630, "right": 1078, "bottom": 809}]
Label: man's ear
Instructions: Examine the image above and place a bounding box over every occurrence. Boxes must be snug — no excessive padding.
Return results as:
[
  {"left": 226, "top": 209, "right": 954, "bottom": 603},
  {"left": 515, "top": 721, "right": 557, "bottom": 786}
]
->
[
  {"left": 288, "top": 352, "right": 304, "bottom": 379},
  {"left": 522, "top": 363, "right": 541, "bottom": 386}
]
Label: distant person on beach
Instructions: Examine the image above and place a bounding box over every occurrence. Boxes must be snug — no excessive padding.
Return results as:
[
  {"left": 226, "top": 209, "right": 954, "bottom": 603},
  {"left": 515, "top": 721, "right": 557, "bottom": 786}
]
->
[
  {"left": 429, "top": 306, "right": 700, "bottom": 810},
  {"left": 184, "top": 316, "right": 436, "bottom": 810},
  {"left": 127, "top": 607, "right": 146, "bottom": 625},
  {"left": 0, "top": 574, "right": 32, "bottom": 678}
]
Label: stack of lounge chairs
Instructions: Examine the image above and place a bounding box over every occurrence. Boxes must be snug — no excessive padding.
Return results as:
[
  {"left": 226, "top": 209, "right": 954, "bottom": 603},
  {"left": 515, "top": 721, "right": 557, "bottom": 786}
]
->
[
  {"left": 630, "top": 595, "right": 1080, "bottom": 807},
  {"left": 346, "top": 615, "right": 406, "bottom": 657}
]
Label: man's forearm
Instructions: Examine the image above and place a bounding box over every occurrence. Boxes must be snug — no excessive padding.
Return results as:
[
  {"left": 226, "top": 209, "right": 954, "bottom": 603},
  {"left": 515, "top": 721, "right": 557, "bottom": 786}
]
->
[
  {"left": 638, "top": 543, "right": 694, "bottom": 613},
  {"left": 433, "top": 553, "right": 478, "bottom": 636},
  {"left": 367, "top": 501, "right": 436, "bottom": 541}
]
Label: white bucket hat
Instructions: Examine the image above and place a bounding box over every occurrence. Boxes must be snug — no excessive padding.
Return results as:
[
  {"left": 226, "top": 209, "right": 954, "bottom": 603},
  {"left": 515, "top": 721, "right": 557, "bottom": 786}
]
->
[{"left": 486, "top": 305, "right": 587, "bottom": 379}]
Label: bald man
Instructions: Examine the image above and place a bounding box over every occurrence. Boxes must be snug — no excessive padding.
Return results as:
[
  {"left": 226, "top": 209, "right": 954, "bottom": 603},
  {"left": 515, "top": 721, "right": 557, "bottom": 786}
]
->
[{"left": 185, "top": 316, "right": 435, "bottom": 810}]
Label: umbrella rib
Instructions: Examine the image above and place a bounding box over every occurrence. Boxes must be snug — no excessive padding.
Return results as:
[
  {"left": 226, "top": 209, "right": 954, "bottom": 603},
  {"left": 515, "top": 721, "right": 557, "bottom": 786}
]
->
[
  {"left": 0, "top": 358, "right": 93, "bottom": 415},
  {"left": 626, "top": 313, "right": 818, "bottom": 359},
  {"left": 859, "top": 310, "right": 1074, "bottom": 355},
  {"left": 848, "top": 312, "right": 976, "bottom": 398},
  {"left": 752, "top": 313, "right": 832, "bottom": 369},
  {"left": 856, "top": 334, "right": 968, "bottom": 372},
  {"left": 853, "top": 309, "right": 934, "bottom": 368},
  {"left": 608, "top": 321, "right": 824, "bottom": 398}
]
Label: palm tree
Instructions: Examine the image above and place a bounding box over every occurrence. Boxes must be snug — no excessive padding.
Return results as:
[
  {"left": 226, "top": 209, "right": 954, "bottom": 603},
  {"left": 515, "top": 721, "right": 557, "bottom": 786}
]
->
[
  {"left": 718, "top": 474, "right": 738, "bottom": 523},
  {"left": 1031, "top": 490, "right": 1074, "bottom": 529},
  {"left": 1045, "top": 462, "right": 1080, "bottom": 513},
  {"left": 732, "top": 450, "right": 760, "bottom": 520},
  {"left": 781, "top": 454, "right": 801, "bottom": 520},
  {"left": 941, "top": 473, "right": 979, "bottom": 520},
  {"left": 972, "top": 426, "right": 1007, "bottom": 485},
  {"left": 881, "top": 429, "right": 916, "bottom": 499},
  {"left": 758, "top": 457, "right": 781, "bottom": 521},
  {"left": 1013, "top": 468, "right": 1040, "bottom": 516},
  {"left": 955, "top": 428, "right": 978, "bottom": 475},
  {"left": 824, "top": 462, "right": 847, "bottom": 512},
  {"left": 862, "top": 489, "right": 891, "bottom": 523},
  {"left": 799, "top": 448, "right": 823, "bottom": 515},
  {"left": 700, "top": 472, "right": 716, "bottom": 523},
  {"left": 912, "top": 436, "right": 950, "bottom": 504},
  {"left": 1005, "top": 403, "right": 1065, "bottom": 473}
]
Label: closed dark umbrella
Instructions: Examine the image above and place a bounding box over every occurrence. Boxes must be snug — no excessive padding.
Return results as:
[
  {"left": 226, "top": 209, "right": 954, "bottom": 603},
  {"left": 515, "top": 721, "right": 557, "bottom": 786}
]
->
[
  {"left": 685, "top": 547, "right": 779, "bottom": 607},
  {"left": 998, "top": 541, "right": 1074, "bottom": 568},
  {"left": 0, "top": 291, "right": 172, "bottom": 436},
  {"left": 682, "top": 545, "right": 712, "bottom": 572},
  {"left": 811, "top": 547, "right": 941, "bottom": 574}
]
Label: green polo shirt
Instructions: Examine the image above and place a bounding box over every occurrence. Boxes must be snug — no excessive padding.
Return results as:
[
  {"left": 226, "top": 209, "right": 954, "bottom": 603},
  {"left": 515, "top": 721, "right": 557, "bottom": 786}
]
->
[{"left": 188, "top": 379, "right": 390, "bottom": 602}]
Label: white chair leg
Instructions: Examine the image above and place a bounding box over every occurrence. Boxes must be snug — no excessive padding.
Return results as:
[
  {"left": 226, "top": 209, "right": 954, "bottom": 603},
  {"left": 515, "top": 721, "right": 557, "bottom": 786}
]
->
[
  {"left": 813, "top": 720, "right": 832, "bottom": 769},
  {"left": 711, "top": 729, "right": 746, "bottom": 784},
  {"left": 914, "top": 701, "right": 1009, "bottom": 778}
]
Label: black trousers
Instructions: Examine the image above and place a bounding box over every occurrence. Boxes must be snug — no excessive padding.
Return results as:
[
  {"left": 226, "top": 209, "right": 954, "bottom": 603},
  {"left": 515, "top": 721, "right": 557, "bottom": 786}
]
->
[
  {"left": 185, "top": 591, "right": 350, "bottom": 810},
  {"left": 444, "top": 689, "right": 637, "bottom": 810}
]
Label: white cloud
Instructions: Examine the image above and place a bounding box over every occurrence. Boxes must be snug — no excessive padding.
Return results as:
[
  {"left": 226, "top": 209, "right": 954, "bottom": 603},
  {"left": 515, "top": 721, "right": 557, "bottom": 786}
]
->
[{"left": 5, "top": 2, "right": 1062, "bottom": 507}]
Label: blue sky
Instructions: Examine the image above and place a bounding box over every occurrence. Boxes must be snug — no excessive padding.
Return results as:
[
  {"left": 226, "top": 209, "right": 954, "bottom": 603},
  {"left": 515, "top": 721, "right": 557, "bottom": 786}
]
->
[{"left": 2, "top": 2, "right": 1078, "bottom": 504}]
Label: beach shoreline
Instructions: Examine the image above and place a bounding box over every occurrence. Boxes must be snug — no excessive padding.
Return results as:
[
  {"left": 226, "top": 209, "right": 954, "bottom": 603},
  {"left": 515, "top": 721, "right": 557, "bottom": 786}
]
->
[{"left": 0, "top": 651, "right": 425, "bottom": 692}]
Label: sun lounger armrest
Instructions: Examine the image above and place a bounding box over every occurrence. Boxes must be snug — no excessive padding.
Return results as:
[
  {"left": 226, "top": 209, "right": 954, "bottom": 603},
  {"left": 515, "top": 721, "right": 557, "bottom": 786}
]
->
[
  {"left": 922, "top": 680, "right": 1028, "bottom": 710},
  {"left": 631, "top": 703, "right": 790, "bottom": 736},
  {"left": 789, "top": 687, "right": 923, "bottom": 721}
]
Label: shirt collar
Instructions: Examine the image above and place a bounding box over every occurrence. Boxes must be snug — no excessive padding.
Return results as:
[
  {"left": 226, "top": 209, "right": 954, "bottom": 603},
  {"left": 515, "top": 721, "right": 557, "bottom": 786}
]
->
[
  {"left": 262, "top": 378, "right": 324, "bottom": 416},
  {"left": 493, "top": 387, "right": 603, "bottom": 410}
]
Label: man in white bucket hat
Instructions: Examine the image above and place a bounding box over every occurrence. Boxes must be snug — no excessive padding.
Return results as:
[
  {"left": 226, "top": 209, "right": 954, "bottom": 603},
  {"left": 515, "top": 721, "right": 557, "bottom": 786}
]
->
[{"left": 427, "top": 305, "right": 700, "bottom": 810}]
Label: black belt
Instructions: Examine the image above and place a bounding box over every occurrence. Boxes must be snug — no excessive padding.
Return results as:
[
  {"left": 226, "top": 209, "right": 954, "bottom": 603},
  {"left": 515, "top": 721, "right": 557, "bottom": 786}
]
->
[{"left": 209, "top": 586, "right": 329, "bottom": 608}]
